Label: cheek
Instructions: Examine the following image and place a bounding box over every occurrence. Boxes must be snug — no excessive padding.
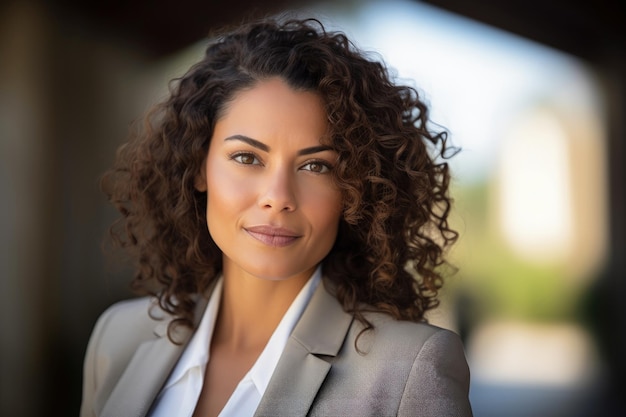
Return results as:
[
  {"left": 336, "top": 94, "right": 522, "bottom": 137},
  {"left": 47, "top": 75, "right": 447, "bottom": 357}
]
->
[
  {"left": 306, "top": 187, "right": 343, "bottom": 234},
  {"left": 205, "top": 162, "right": 250, "bottom": 224},
  {"left": 207, "top": 172, "right": 235, "bottom": 208}
]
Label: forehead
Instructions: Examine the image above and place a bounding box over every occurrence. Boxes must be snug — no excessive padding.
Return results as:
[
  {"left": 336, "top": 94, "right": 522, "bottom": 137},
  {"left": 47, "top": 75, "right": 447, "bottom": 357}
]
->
[
  {"left": 225, "top": 78, "right": 324, "bottom": 113},
  {"left": 213, "top": 78, "right": 329, "bottom": 145}
]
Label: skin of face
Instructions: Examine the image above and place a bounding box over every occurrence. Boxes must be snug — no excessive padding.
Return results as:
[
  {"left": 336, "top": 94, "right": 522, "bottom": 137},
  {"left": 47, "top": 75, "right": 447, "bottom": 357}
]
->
[{"left": 195, "top": 78, "right": 343, "bottom": 284}]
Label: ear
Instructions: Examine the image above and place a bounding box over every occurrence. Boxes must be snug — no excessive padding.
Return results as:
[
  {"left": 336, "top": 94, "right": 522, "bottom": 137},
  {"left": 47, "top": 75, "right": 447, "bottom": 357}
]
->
[{"left": 194, "top": 161, "right": 207, "bottom": 192}]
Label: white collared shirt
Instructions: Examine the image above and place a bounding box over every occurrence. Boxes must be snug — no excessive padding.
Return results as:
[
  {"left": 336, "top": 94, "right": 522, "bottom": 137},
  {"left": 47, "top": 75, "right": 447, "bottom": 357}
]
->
[{"left": 148, "top": 267, "right": 322, "bottom": 417}]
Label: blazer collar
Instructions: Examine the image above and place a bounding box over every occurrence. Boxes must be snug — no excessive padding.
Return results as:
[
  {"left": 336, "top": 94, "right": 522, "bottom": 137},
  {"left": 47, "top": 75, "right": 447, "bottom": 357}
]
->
[
  {"left": 254, "top": 280, "right": 354, "bottom": 416},
  {"left": 98, "top": 277, "right": 353, "bottom": 417},
  {"left": 99, "top": 284, "right": 214, "bottom": 417}
]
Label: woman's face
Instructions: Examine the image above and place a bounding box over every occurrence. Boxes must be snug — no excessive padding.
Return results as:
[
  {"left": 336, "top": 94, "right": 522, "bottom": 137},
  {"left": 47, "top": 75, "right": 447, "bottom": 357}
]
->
[{"left": 196, "top": 78, "right": 342, "bottom": 282}]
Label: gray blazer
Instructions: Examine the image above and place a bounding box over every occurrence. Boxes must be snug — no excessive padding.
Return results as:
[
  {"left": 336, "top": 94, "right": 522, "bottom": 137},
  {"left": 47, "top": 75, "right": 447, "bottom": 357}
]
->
[{"left": 80, "top": 279, "right": 472, "bottom": 417}]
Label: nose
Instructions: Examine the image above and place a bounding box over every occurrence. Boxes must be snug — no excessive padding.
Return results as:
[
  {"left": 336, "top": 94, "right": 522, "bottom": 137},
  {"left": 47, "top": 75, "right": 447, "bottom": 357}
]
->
[{"left": 257, "top": 167, "right": 297, "bottom": 212}]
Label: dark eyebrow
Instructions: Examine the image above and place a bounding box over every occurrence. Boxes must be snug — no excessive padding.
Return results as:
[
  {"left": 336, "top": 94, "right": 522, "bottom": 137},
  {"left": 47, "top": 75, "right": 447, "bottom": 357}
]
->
[
  {"left": 297, "top": 145, "right": 333, "bottom": 156},
  {"left": 225, "top": 135, "right": 334, "bottom": 156},
  {"left": 224, "top": 135, "right": 269, "bottom": 152}
]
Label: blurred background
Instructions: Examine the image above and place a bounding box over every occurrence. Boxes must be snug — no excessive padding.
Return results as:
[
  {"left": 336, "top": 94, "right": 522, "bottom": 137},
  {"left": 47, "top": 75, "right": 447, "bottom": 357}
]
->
[{"left": 1, "top": 0, "right": 624, "bottom": 416}]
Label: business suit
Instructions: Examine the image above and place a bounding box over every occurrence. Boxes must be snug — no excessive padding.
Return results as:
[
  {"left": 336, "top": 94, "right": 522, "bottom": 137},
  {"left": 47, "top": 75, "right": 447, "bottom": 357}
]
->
[{"left": 80, "top": 279, "right": 472, "bottom": 417}]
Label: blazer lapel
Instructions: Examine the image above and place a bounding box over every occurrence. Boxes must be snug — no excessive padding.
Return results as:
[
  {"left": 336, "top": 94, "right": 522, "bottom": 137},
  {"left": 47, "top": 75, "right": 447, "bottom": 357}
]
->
[
  {"left": 99, "top": 328, "right": 191, "bottom": 417},
  {"left": 254, "top": 280, "right": 354, "bottom": 417},
  {"left": 99, "top": 287, "right": 214, "bottom": 417}
]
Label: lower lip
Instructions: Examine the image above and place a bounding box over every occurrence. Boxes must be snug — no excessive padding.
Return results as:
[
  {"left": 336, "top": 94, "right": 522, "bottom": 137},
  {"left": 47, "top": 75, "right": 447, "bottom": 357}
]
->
[{"left": 245, "top": 230, "right": 299, "bottom": 247}]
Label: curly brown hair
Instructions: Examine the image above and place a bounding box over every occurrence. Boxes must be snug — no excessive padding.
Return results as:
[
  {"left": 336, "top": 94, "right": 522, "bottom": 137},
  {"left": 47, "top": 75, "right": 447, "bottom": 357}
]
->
[{"left": 102, "top": 17, "right": 458, "bottom": 337}]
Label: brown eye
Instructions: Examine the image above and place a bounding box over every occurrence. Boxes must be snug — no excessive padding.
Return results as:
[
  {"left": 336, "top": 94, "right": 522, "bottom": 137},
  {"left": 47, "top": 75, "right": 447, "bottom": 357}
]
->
[
  {"left": 309, "top": 163, "right": 323, "bottom": 172},
  {"left": 233, "top": 153, "right": 259, "bottom": 165},
  {"left": 302, "top": 161, "right": 330, "bottom": 173}
]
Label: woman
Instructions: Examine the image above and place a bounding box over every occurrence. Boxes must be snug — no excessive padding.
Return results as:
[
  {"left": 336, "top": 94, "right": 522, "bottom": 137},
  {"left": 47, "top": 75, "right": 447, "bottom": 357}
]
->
[{"left": 80, "top": 17, "right": 472, "bottom": 417}]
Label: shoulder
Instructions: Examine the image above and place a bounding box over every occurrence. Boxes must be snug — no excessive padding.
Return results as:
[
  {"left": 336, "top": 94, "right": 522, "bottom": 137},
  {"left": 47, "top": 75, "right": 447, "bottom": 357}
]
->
[
  {"left": 80, "top": 297, "right": 167, "bottom": 416},
  {"left": 309, "top": 309, "right": 472, "bottom": 416},
  {"left": 95, "top": 297, "right": 155, "bottom": 328},
  {"left": 355, "top": 311, "right": 460, "bottom": 357},
  {"left": 333, "top": 312, "right": 466, "bottom": 380},
  {"left": 395, "top": 321, "right": 473, "bottom": 416},
  {"left": 362, "top": 316, "right": 473, "bottom": 416},
  {"left": 91, "top": 297, "right": 164, "bottom": 352},
  {"left": 86, "top": 296, "right": 171, "bottom": 377},
  {"left": 359, "top": 312, "right": 470, "bottom": 386},
  {"left": 97, "top": 296, "right": 165, "bottom": 330}
]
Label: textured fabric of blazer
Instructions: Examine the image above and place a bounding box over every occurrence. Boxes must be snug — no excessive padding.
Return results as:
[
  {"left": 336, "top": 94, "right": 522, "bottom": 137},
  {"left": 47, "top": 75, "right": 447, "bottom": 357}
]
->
[{"left": 80, "top": 279, "right": 473, "bottom": 417}]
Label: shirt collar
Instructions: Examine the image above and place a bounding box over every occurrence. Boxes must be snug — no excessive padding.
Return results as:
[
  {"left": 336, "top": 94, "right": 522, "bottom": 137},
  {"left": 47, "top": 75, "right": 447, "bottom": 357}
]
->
[
  {"left": 161, "top": 277, "right": 223, "bottom": 390},
  {"left": 160, "top": 266, "right": 321, "bottom": 395},
  {"left": 247, "top": 266, "right": 322, "bottom": 394}
]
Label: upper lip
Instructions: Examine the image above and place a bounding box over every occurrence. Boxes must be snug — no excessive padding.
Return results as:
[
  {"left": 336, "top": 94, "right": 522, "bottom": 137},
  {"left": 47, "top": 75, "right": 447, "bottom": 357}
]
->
[{"left": 244, "top": 225, "right": 300, "bottom": 237}]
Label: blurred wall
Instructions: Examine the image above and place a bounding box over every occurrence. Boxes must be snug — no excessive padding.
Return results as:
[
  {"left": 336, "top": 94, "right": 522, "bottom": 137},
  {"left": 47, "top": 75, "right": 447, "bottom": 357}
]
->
[{"left": 0, "top": 2, "right": 150, "bottom": 414}]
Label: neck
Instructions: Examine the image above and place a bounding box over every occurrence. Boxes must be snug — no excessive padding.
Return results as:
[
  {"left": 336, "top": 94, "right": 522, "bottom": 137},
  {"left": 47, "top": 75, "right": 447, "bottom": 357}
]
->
[{"left": 212, "top": 264, "right": 315, "bottom": 352}]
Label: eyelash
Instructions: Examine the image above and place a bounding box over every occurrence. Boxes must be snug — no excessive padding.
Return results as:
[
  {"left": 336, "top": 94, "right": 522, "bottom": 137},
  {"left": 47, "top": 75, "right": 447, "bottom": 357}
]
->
[{"left": 228, "top": 152, "right": 333, "bottom": 174}]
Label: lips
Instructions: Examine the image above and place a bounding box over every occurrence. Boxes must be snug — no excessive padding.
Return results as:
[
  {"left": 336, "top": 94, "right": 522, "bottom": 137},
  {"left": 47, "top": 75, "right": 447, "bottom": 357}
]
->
[{"left": 244, "top": 225, "right": 301, "bottom": 247}]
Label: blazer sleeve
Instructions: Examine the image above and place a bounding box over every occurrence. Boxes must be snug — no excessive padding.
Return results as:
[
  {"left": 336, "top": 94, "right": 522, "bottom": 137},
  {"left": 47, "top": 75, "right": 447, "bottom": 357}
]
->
[
  {"left": 79, "top": 297, "right": 157, "bottom": 417},
  {"left": 398, "top": 329, "right": 473, "bottom": 417},
  {"left": 80, "top": 305, "right": 117, "bottom": 417}
]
